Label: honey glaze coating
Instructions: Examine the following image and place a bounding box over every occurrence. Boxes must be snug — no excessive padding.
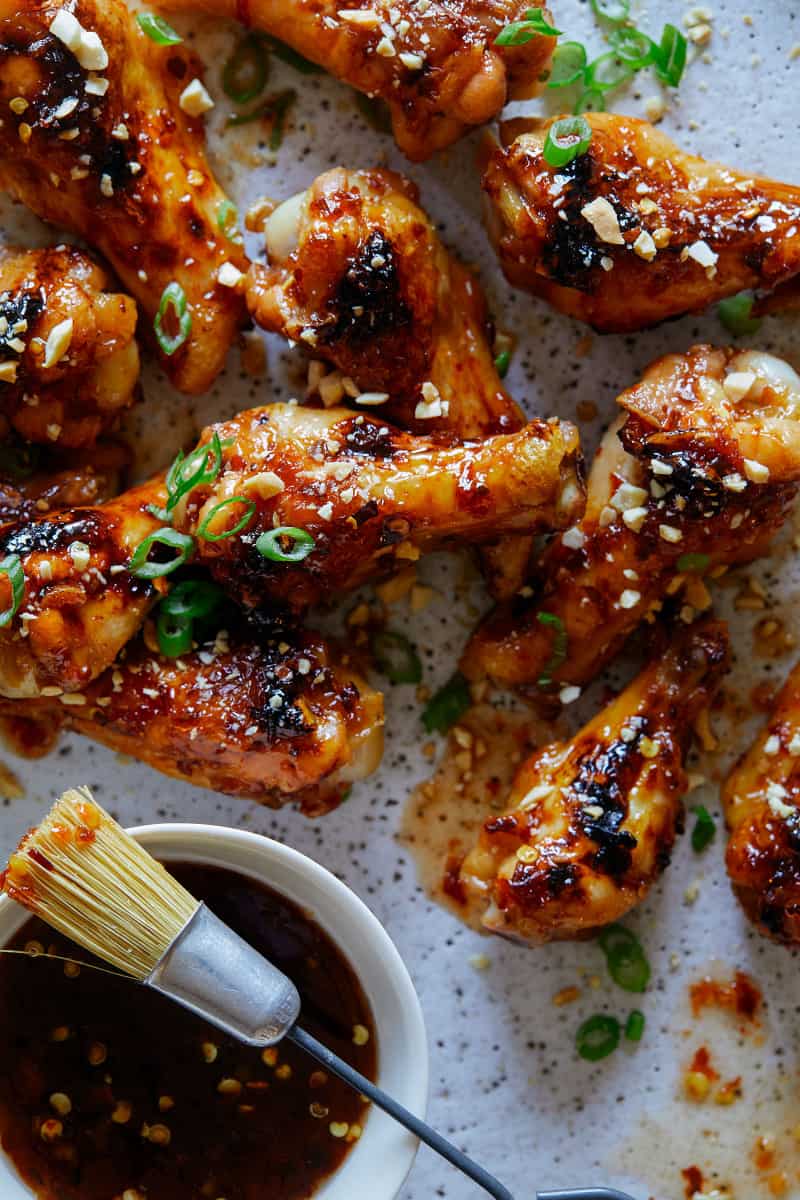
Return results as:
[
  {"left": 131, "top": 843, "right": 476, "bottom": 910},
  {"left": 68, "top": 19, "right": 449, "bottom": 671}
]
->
[
  {"left": 482, "top": 113, "right": 800, "bottom": 332},
  {"left": 0, "top": 862, "right": 376, "bottom": 1200},
  {"left": 0, "top": 245, "right": 139, "bottom": 448},
  {"left": 724, "top": 660, "right": 800, "bottom": 945},
  {"left": 0, "top": 0, "right": 247, "bottom": 393},
  {"left": 159, "top": 0, "right": 556, "bottom": 160},
  {"left": 456, "top": 618, "right": 729, "bottom": 944}
]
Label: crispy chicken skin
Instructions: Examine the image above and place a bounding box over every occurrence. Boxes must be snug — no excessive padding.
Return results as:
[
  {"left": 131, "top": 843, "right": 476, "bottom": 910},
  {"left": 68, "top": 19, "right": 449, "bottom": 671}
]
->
[
  {"left": 0, "top": 245, "right": 139, "bottom": 448},
  {"left": 0, "top": 438, "right": 129, "bottom": 527},
  {"left": 482, "top": 114, "right": 800, "bottom": 332},
  {"left": 0, "top": 476, "right": 164, "bottom": 699},
  {"left": 160, "top": 0, "right": 555, "bottom": 162},
  {"left": 464, "top": 346, "right": 800, "bottom": 696},
  {"left": 249, "top": 168, "right": 525, "bottom": 440},
  {"left": 0, "top": 620, "right": 384, "bottom": 813},
  {"left": 172, "top": 403, "right": 583, "bottom": 611},
  {"left": 724, "top": 662, "right": 800, "bottom": 945},
  {"left": 456, "top": 619, "right": 729, "bottom": 943},
  {"left": 0, "top": 0, "right": 248, "bottom": 393}
]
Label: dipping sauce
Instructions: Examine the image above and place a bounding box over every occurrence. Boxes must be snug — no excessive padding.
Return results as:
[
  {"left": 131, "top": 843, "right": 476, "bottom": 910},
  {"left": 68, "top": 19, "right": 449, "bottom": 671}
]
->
[{"left": 0, "top": 862, "right": 376, "bottom": 1200}]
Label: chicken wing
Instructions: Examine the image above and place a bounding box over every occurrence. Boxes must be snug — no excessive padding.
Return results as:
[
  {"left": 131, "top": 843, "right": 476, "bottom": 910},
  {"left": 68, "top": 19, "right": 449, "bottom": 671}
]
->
[
  {"left": 0, "top": 0, "right": 247, "bottom": 393},
  {"left": 482, "top": 114, "right": 800, "bottom": 332},
  {"left": 160, "top": 0, "right": 556, "bottom": 161},
  {"left": 249, "top": 167, "right": 525, "bottom": 440},
  {"left": 0, "top": 245, "right": 138, "bottom": 447},
  {"left": 0, "top": 617, "right": 384, "bottom": 813},
  {"left": 170, "top": 402, "right": 583, "bottom": 611},
  {"left": 0, "top": 475, "right": 164, "bottom": 699},
  {"left": 454, "top": 619, "right": 729, "bottom": 943},
  {"left": 724, "top": 661, "right": 800, "bottom": 946},
  {"left": 464, "top": 345, "right": 800, "bottom": 696}
]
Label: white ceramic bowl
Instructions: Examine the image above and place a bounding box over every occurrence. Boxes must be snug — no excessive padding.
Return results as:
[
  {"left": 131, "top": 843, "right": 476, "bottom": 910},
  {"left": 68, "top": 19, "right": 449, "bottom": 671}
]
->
[{"left": 0, "top": 823, "right": 429, "bottom": 1200}]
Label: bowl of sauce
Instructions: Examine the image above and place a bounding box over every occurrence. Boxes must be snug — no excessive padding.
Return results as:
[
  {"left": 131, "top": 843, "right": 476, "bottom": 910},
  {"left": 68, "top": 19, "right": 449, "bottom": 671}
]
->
[{"left": 0, "top": 823, "right": 428, "bottom": 1200}]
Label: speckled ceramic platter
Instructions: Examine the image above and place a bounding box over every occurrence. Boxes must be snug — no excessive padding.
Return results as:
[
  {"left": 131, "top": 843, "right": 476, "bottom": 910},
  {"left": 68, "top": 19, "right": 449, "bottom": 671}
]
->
[{"left": 1, "top": 3, "right": 799, "bottom": 1197}]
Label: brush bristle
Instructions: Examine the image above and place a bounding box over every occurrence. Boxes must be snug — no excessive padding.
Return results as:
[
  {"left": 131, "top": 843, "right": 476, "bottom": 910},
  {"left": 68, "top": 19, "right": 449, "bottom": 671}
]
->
[{"left": 2, "top": 787, "right": 198, "bottom": 979}]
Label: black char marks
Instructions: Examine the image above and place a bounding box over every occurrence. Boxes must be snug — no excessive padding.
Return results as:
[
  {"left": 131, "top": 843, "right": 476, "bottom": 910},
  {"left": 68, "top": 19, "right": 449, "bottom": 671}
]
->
[{"left": 322, "top": 230, "right": 412, "bottom": 348}]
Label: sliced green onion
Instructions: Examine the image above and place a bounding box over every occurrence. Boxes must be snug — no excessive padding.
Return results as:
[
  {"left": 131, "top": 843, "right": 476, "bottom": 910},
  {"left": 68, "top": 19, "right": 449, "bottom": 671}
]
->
[
  {"left": 129, "top": 528, "right": 195, "bottom": 580},
  {"left": 216, "top": 199, "right": 240, "bottom": 239},
  {"left": 355, "top": 91, "right": 393, "bottom": 135},
  {"left": 146, "top": 503, "right": 170, "bottom": 522},
  {"left": 536, "top": 611, "right": 568, "bottom": 686},
  {"left": 137, "top": 13, "right": 182, "bottom": 45},
  {"left": 573, "top": 88, "right": 606, "bottom": 114},
  {"left": 589, "top": 0, "right": 630, "bottom": 22},
  {"left": 0, "top": 554, "right": 25, "bottom": 628},
  {"left": 495, "top": 8, "right": 562, "bottom": 46},
  {"left": 256, "top": 526, "right": 315, "bottom": 563},
  {"left": 154, "top": 282, "right": 191, "bottom": 357},
  {"left": 161, "top": 578, "right": 224, "bottom": 621},
  {"left": 165, "top": 432, "right": 224, "bottom": 516},
  {"left": 197, "top": 496, "right": 256, "bottom": 542},
  {"left": 371, "top": 630, "right": 422, "bottom": 685},
  {"left": 625, "top": 1010, "right": 646, "bottom": 1042},
  {"left": 223, "top": 32, "right": 269, "bottom": 104},
  {"left": 585, "top": 51, "right": 634, "bottom": 92},
  {"left": 156, "top": 608, "right": 193, "bottom": 657},
  {"left": 422, "top": 673, "right": 472, "bottom": 735},
  {"left": 543, "top": 115, "right": 593, "bottom": 169},
  {"left": 718, "top": 292, "right": 762, "bottom": 337},
  {"left": 608, "top": 27, "right": 656, "bottom": 68},
  {"left": 547, "top": 41, "right": 588, "bottom": 87},
  {"left": 267, "top": 89, "right": 295, "bottom": 150},
  {"left": 576, "top": 1014, "right": 620, "bottom": 1061},
  {"left": 598, "top": 925, "right": 650, "bottom": 993},
  {"left": 267, "top": 37, "right": 323, "bottom": 74},
  {"left": 652, "top": 24, "right": 688, "bottom": 87},
  {"left": 677, "top": 553, "right": 710, "bottom": 573},
  {"left": 495, "top": 349, "right": 511, "bottom": 378},
  {"left": 691, "top": 805, "right": 716, "bottom": 853}
]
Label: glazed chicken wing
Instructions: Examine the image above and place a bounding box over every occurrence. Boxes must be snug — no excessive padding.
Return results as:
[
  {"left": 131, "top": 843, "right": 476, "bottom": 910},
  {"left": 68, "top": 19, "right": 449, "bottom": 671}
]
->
[
  {"left": 464, "top": 346, "right": 800, "bottom": 696},
  {"left": 249, "top": 167, "right": 525, "bottom": 440},
  {"left": 0, "top": 0, "right": 248, "bottom": 393},
  {"left": 0, "top": 245, "right": 138, "bottom": 447},
  {"left": 482, "top": 114, "right": 800, "bottom": 332},
  {"left": 171, "top": 403, "right": 583, "bottom": 611},
  {"left": 724, "top": 662, "right": 800, "bottom": 945},
  {"left": 0, "top": 618, "right": 384, "bottom": 813},
  {"left": 160, "top": 0, "right": 556, "bottom": 161},
  {"left": 455, "top": 619, "right": 728, "bottom": 943}
]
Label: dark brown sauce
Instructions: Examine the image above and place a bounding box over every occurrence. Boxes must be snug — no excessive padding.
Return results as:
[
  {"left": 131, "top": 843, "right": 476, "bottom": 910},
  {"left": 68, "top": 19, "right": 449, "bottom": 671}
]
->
[{"left": 0, "top": 862, "right": 376, "bottom": 1200}]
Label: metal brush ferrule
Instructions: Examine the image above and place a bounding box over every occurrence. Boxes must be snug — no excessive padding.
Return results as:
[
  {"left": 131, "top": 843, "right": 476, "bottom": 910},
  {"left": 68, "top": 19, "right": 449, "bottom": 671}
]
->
[{"left": 145, "top": 902, "right": 301, "bottom": 1045}]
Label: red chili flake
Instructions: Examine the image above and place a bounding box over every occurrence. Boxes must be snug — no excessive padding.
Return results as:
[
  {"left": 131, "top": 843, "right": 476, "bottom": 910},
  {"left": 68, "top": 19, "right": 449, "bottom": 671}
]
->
[
  {"left": 682, "top": 1165, "right": 704, "bottom": 1199},
  {"left": 689, "top": 1045, "right": 719, "bottom": 1081}
]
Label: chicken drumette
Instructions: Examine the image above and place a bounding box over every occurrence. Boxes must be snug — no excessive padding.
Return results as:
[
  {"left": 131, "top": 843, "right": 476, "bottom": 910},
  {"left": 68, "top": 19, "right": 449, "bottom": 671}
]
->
[
  {"left": 724, "top": 662, "right": 800, "bottom": 946},
  {"left": 482, "top": 114, "right": 800, "bottom": 332},
  {"left": 0, "top": 245, "right": 138, "bottom": 448},
  {"left": 455, "top": 619, "right": 728, "bottom": 943},
  {"left": 0, "top": 401, "right": 581, "bottom": 697},
  {"left": 249, "top": 167, "right": 525, "bottom": 440},
  {"left": 160, "top": 0, "right": 556, "bottom": 161},
  {"left": 464, "top": 346, "right": 800, "bottom": 697},
  {"left": 0, "top": 0, "right": 247, "bottom": 393}
]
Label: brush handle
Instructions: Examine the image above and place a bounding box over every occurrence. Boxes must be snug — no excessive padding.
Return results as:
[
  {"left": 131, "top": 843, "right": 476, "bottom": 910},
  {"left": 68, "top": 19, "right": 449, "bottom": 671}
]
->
[{"left": 288, "top": 1024, "right": 514, "bottom": 1199}]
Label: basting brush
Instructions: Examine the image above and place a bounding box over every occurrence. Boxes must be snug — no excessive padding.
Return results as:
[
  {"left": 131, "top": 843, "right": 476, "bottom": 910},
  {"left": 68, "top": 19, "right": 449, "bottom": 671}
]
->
[{"left": 2, "top": 788, "right": 634, "bottom": 1200}]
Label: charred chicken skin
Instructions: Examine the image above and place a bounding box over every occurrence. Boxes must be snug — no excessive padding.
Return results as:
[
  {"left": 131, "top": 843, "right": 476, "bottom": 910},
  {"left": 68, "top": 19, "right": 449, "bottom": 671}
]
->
[
  {"left": 0, "top": 0, "right": 247, "bottom": 393},
  {"left": 724, "top": 662, "right": 800, "bottom": 946},
  {"left": 482, "top": 114, "right": 800, "bottom": 332},
  {"left": 455, "top": 619, "right": 729, "bottom": 943},
  {"left": 0, "top": 245, "right": 138, "bottom": 448},
  {"left": 0, "top": 617, "right": 384, "bottom": 813},
  {"left": 464, "top": 346, "right": 800, "bottom": 697},
  {"left": 159, "top": 0, "right": 555, "bottom": 162},
  {"left": 172, "top": 403, "right": 582, "bottom": 611},
  {"left": 249, "top": 167, "right": 525, "bottom": 440}
]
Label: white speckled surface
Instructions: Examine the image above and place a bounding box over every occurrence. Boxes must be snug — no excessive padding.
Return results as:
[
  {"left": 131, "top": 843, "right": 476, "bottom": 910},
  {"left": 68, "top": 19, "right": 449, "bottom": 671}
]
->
[{"left": 1, "top": 3, "right": 800, "bottom": 1198}]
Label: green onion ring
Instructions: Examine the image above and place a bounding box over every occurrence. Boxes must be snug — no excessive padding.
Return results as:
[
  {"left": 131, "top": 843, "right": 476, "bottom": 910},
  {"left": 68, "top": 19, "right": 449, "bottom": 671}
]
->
[
  {"left": 197, "top": 496, "right": 256, "bottom": 542},
  {"left": 161, "top": 579, "right": 225, "bottom": 621},
  {"left": 0, "top": 554, "right": 25, "bottom": 628},
  {"left": 718, "top": 292, "right": 762, "bottom": 337},
  {"left": 421, "top": 673, "right": 472, "bottom": 734},
  {"left": 653, "top": 24, "right": 688, "bottom": 87},
  {"left": 547, "top": 41, "right": 589, "bottom": 88},
  {"left": 608, "top": 27, "right": 656, "bottom": 68},
  {"left": 166, "top": 433, "right": 223, "bottom": 515},
  {"left": 589, "top": 0, "right": 630, "bottom": 22},
  {"left": 255, "top": 526, "right": 315, "bottom": 564},
  {"left": 576, "top": 1014, "right": 621, "bottom": 1061},
  {"left": 154, "top": 281, "right": 192, "bottom": 357},
  {"left": 625, "top": 1010, "right": 646, "bottom": 1042},
  {"left": 136, "top": 13, "right": 182, "bottom": 45},
  {"left": 156, "top": 608, "right": 193, "bottom": 657},
  {"left": 573, "top": 88, "right": 606, "bottom": 114},
  {"left": 691, "top": 805, "right": 716, "bottom": 853},
  {"left": 584, "top": 51, "right": 634, "bottom": 92},
  {"left": 223, "top": 32, "right": 269, "bottom": 104},
  {"left": 129, "top": 528, "right": 195, "bottom": 580},
  {"left": 543, "top": 116, "right": 593, "bottom": 168}
]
